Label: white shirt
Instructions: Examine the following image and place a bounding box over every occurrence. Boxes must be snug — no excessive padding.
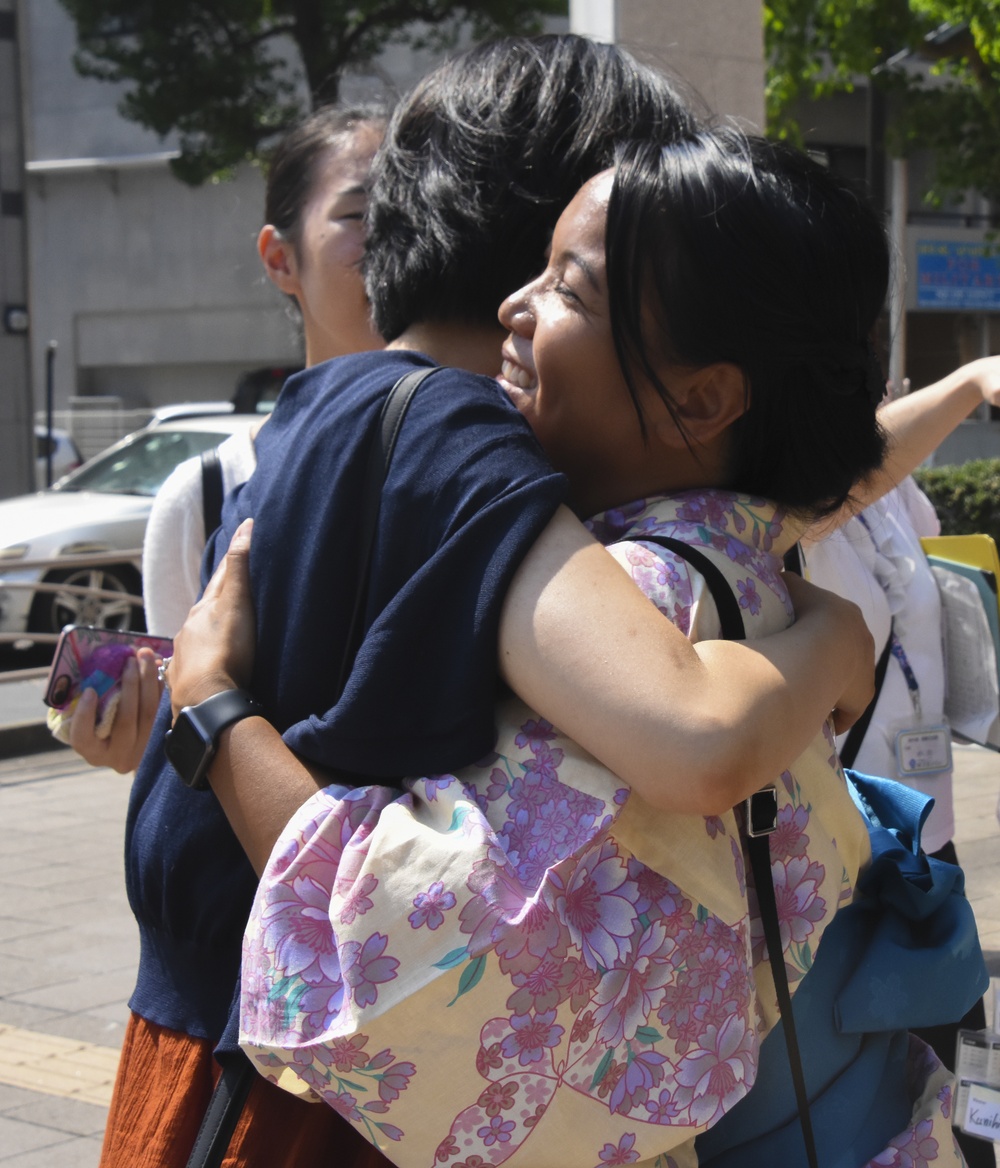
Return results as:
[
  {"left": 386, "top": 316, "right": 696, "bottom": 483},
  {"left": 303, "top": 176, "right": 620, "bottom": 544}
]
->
[
  {"left": 142, "top": 428, "right": 258, "bottom": 637},
  {"left": 803, "top": 478, "right": 954, "bottom": 853}
]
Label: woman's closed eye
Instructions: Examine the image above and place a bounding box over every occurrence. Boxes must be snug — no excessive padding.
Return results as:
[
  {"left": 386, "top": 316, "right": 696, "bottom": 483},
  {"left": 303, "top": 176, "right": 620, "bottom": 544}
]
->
[{"left": 555, "top": 280, "right": 583, "bottom": 305}]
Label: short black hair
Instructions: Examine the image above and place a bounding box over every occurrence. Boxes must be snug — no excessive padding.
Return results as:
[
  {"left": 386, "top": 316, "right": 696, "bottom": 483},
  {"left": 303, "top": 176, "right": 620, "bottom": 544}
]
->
[
  {"left": 606, "top": 130, "right": 890, "bottom": 519},
  {"left": 263, "top": 103, "right": 389, "bottom": 245},
  {"left": 364, "top": 34, "right": 698, "bottom": 341}
]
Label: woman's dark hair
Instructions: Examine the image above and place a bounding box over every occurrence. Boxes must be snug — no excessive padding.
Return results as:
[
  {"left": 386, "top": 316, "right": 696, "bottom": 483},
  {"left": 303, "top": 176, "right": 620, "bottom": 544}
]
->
[
  {"left": 606, "top": 129, "right": 890, "bottom": 519},
  {"left": 364, "top": 34, "right": 699, "bottom": 341},
  {"left": 263, "top": 103, "right": 388, "bottom": 246}
]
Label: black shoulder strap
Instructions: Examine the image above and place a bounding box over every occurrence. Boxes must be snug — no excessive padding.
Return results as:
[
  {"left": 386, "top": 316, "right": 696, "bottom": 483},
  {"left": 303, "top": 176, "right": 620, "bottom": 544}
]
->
[
  {"left": 185, "top": 366, "right": 438, "bottom": 1168},
  {"left": 335, "top": 365, "right": 438, "bottom": 702},
  {"left": 183, "top": 1057, "right": 255, "bottom": 1168},
  {"left": 200, "top": 446, "right": 224, "bottom": 538},
  {"left": 783, "top": 539, "right": 891, "bottom": 772},
  {"left": 630, "top": 535, "right": 746, "bottom": 640},
  {"left": 838, "top": 624, "right": 893, "bottom": 770},
  {"left": 619, "top": 529, "right": 819, "bottom": 1168}
]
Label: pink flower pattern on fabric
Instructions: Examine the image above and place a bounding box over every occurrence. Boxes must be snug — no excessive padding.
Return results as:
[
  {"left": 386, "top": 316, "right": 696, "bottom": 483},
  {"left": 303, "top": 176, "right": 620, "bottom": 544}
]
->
[
  {"left": 595, "top": 1132, "right": 640, "bottom": 1166},
  {"left": 409, "top": 881, "right": 457, "bottom": 931},
  {"left": 240, "top": 491, "right": 958, "bottom": 1168}
]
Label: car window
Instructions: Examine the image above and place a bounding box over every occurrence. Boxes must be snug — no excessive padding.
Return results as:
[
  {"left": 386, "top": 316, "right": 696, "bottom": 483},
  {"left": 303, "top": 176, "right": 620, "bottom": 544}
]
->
[{"left": 55, "top": 430, "right": 229, "bottom": 496}]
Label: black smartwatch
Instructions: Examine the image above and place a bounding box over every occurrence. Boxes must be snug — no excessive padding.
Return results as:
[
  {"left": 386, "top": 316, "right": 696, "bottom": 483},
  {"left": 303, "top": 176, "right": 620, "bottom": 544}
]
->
[{"left": 165, "top": 689, "right": 264, "bottom": 790}]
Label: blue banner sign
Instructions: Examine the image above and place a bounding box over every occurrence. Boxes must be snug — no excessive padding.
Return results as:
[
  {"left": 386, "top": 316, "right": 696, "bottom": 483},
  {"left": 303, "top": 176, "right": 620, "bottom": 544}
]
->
[{"left": 917, "top": 240, "right": 1000, "bottom": 309}]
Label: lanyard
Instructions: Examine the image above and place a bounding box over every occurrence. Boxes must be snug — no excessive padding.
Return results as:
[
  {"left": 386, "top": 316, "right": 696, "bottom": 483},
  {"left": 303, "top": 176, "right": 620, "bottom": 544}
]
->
[{"left": 857, "top": 513, "right": 922, "bottom": 719}]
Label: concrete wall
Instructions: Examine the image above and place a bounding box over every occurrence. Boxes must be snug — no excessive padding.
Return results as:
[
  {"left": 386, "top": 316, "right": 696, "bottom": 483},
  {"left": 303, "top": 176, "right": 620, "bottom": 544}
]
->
[
  {"left": 571, "top": 0, "right": 765, "bottom": 127},
  {"left": 24, "top": 159, "right": 298, "bottom": 410},
  {"left": 15, "top": 0, "right": 495, "bottom": 422},
  {"left": 13, "top": 0, "right": 767, "bottom": 494}
]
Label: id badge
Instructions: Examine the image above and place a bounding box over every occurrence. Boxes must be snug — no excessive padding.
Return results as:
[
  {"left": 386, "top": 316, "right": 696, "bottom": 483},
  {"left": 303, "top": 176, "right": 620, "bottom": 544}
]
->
[{"left": 892, "top": 716, "right": 952, "bottom": 777}]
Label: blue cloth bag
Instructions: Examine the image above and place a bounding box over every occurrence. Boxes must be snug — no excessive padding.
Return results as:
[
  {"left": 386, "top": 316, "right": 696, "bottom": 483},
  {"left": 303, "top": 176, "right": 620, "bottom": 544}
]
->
[{"left": 695, "top": 771, "right": 989, "bottom": 1168}]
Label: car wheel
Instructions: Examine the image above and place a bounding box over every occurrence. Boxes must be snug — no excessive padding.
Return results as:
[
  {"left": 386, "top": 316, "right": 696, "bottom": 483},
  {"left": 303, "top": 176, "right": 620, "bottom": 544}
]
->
[{"left": 30, "top": 565, "right": 146, "bottom": 635}]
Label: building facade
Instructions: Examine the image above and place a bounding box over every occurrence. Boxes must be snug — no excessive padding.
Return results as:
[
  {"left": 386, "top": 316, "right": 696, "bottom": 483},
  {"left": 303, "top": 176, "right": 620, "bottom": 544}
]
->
[
  {"left": 571, "top": 0, "right": 764, "bottom": 129},
  {"left": 2, "top": 0, "right": 763, "bottom": 497},
  {"left": 791, "top": 78, "right": 1000, "bottom": 467}
]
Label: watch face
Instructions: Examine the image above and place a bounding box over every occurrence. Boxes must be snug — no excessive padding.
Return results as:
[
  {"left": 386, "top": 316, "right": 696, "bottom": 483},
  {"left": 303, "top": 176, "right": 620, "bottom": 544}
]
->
[{"left": 165, "top": 710, "right": 211, "bottom": 788}]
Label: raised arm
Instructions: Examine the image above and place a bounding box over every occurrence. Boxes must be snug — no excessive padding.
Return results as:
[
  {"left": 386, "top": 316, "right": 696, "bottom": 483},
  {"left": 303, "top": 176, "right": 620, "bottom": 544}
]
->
[
  {"left": 876, "top": 358, "right": 1000, "bottom": 488},
  {"left": 809, "top": 357, "right": 1000, "bottom": 539}
]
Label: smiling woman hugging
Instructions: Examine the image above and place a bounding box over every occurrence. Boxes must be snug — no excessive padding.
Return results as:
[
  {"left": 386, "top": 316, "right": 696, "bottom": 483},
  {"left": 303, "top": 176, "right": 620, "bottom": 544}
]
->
[{"left": 236, "top": 129, "right": 985, "bottom": 1168}]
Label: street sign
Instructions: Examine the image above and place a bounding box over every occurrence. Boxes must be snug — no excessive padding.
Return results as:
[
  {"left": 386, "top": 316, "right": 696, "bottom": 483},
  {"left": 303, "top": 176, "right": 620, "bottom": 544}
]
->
[{"left": 916, "top": 240, "right": 1000, "bottom": 310}]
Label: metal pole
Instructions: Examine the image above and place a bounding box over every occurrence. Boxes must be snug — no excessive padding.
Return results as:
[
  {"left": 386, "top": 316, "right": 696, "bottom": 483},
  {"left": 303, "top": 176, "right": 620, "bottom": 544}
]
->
[
  {"left": 978, "top": 195, "right": 993, "bottom": 423},
  {"left": 866, "top": 78, "right": 887, "bottom": 213},
  {"left": 888, "top": 157, "right": 908, "bottom": 396},
  {"left": 44, "top": 340, "right": 57, "bottom": 487}
]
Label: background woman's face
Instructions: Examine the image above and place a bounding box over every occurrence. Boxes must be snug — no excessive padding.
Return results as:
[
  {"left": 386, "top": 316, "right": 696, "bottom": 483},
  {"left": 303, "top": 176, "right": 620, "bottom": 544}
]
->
[{"left": 291, "top": 125, "right": 384, "bottom": 362}]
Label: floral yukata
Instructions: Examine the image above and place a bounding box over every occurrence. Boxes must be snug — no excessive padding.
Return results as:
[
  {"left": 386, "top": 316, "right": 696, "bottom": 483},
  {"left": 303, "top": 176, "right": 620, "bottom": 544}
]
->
[{"left": 240, "top": 491, "right": 966, "bottom": 1168}]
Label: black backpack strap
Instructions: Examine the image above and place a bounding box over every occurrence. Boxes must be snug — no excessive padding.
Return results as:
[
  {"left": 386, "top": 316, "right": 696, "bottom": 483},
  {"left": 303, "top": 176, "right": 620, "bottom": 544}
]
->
[
  {"left": 745, "top": 819, "right": 819, "bottom": 1168},
  {"left": 783, "top": 538, "right": 891, "bottom": 772},
  {"left": 783, "top": 542, "right": 804, "bottom": 576},
  {"left": 200, "top": 446, "right": 224, "bottom": 538},
  {"left": 617, "top": 529, "right": 818, "bottom": 1168},
  {"left": 184, "top": 1056, "right": 257, "bottom": 1168},
  {"left": 335, "top": 365, "right": 438, "bottom": 701},
  {"left": 627, "top": 534, "right": 746, "bottom": 640},
  {"left": 838, "top": 623, "right": 893, "bottom": 770}
]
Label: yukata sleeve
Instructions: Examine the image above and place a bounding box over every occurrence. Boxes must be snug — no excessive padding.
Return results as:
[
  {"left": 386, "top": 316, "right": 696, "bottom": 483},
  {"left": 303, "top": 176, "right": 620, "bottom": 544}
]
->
[{"left": 604, "top": 538, "right": 723, "bottom": 644}]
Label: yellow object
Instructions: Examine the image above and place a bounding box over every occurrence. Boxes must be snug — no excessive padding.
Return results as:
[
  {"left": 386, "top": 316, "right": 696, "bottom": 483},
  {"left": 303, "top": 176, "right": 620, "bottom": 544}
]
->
[{"left": 920, "top": 534, "right": 1000, "bottom": 624}]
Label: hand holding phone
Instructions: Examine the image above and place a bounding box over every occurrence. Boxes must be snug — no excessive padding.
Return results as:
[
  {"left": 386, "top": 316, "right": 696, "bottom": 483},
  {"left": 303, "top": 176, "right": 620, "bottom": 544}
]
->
[{"left": 45, "top": 626, "right": 173, "bottom": 743}]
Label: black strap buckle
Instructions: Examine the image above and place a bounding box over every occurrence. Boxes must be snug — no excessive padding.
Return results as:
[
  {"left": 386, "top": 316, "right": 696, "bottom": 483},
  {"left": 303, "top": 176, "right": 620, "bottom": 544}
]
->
[{"left": 746, "top": 784, "right": 778, "bottom": 838}]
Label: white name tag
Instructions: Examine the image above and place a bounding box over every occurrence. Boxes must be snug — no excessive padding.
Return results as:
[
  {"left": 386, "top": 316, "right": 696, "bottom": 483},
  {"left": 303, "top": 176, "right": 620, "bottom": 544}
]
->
[
  {"left": 962, "top": 1081, "right": 1000, "bottom": 1141},
  {"left": 893, "top": 724, "right": 951, "bottom": 776}
]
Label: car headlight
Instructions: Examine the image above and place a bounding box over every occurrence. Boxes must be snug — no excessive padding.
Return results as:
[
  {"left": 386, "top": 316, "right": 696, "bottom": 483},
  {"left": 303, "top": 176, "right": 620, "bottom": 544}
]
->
[
  {"left": 58, "top": 541, "right": 112, "bottom": 556},
  {"left": 0, "top": 545, "right": 29, "bottom": 562}
]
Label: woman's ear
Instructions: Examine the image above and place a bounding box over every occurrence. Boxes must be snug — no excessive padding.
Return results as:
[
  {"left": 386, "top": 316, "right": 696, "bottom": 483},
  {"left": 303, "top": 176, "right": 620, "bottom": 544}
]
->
[
  {"left": 258, "top": 225, "right": 299, "bottom": 296},
  {"left": 652, "top": 362, "right": 747, "bottom": 450}
]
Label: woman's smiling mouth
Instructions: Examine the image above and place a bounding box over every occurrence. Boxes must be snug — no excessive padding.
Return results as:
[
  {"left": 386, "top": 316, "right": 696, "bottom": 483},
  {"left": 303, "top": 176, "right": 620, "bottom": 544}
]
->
[{"left": 500, "top": 357, "right": 536, "bottom": 390}]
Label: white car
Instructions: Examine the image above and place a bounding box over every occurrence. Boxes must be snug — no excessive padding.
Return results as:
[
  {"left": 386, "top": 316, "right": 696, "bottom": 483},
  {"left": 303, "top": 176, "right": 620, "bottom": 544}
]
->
[{"left": 1, "top": 415, "right": 258, "bottom": 638}]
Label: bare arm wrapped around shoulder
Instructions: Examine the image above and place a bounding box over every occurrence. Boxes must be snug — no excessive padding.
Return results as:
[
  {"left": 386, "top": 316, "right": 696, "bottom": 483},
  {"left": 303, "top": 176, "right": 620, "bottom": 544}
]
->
[
  {"left": 499, "top": 507, "right": 874, "bottom": 816},
  {"left": 166, "top": 519, "right": 327, "bottom": 876},
  {"left": 172, "top": 509, "right": 873, "bottom": 872}
]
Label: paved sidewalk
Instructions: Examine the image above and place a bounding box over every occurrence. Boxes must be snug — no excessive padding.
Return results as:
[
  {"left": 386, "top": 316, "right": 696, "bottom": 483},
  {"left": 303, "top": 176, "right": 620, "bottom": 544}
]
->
[
  {"left": 0, "top": 717, "right": 997, "bottom": 1164},
  {"left": 0, "top": 742, "right": 133, "bottom": 1166}
]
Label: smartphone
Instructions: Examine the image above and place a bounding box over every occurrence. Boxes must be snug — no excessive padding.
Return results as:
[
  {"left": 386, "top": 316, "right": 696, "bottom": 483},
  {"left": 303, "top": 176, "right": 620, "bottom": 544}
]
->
[{"left": 44, "top": 625, "right": 173, "bottom": 713}]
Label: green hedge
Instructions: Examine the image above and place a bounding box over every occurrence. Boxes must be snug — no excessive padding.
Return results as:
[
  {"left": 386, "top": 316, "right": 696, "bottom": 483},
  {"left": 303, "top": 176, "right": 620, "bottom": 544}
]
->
[{"left": 913, "top": 459, "right": 1000, "bottom": 545}]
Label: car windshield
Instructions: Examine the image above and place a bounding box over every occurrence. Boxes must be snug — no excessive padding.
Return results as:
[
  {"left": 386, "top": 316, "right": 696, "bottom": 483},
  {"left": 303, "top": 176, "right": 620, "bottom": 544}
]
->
[{"left": 54, "top": 429, "right": 229, "bottom": 496}]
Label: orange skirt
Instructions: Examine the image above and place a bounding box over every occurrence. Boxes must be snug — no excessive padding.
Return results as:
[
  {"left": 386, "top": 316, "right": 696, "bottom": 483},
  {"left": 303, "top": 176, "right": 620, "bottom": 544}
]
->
[{"left": 100, "top": 1012, "right": 393, "bottom": 1168}]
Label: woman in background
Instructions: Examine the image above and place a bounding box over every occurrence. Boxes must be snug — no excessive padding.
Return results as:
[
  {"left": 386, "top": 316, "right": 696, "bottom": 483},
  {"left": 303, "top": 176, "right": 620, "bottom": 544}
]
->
[{"left": 71, "top": 104, "right": 386, "bottom": 774}]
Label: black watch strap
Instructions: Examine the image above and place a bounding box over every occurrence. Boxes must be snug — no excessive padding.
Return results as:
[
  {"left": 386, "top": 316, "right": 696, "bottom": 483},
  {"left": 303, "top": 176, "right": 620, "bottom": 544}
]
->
[{"left": 165, "top": 688, "right": 264, "bottom": 790}]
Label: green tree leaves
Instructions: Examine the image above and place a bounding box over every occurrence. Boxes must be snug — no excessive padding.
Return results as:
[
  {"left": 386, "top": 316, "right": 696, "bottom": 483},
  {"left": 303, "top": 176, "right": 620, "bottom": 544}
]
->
[
  {"left": 766, "top": 0, "right": 1000, "bottom": 202},
  {"left": 58, "top": 0, "right": 565, "bottom": 184}
]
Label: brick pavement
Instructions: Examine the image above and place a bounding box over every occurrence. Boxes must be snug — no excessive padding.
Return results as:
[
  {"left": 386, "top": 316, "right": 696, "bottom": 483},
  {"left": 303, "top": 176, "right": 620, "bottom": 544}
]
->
[{"left": 0, "top": 722, "right": 997, "bottom": 1165}]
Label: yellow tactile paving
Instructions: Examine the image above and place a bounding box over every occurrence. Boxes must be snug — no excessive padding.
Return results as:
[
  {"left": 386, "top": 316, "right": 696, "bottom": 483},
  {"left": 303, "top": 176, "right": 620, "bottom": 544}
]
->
[{"left": 0, "top": 1023, "right": 118, "bottom": 1106}]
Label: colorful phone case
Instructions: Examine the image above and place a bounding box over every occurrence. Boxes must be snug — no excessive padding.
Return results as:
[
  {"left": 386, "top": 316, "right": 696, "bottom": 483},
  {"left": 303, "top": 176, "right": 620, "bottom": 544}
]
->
[{"left": 44, "top": 625, "right": 173, "bottom": 712}]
